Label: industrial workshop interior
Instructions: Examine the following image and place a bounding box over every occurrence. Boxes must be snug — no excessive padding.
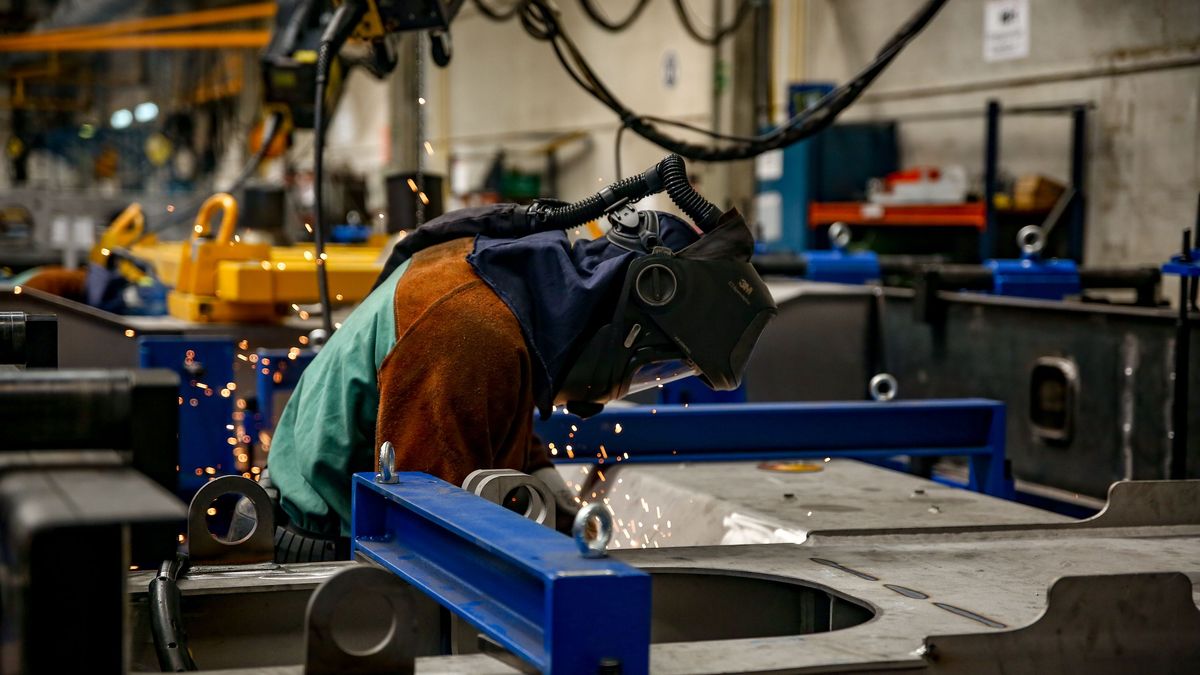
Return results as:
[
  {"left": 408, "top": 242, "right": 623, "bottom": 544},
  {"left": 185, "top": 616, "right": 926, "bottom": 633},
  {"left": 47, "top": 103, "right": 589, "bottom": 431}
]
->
[{"left": 3, "top": 0, "right": 1200, "bottom": 672}]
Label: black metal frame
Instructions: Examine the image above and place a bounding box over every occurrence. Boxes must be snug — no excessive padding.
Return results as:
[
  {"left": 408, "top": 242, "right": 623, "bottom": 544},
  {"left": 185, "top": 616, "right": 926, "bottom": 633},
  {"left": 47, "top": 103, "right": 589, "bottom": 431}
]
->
[{"left": 982, "top": 100, "right": 1090, "bottom": 261}]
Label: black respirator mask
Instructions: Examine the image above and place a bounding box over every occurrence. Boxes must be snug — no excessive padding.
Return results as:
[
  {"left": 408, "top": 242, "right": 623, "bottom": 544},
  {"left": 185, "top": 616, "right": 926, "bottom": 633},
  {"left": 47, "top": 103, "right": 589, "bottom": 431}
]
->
[{"left": 556, "top": 204, "right": 777, "bottom": 417}]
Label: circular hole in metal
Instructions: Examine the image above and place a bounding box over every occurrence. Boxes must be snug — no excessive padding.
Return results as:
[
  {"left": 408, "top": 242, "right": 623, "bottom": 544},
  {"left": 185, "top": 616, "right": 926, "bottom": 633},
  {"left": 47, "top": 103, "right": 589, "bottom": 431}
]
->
[
  {"left": 330, "top": 592, "right": 397, "bottom": 657},
  {"left": 503, "top": 485, "right": 534, "bottom": 518},
  {"left": 205, "top": 491, "right": 256, "bottom": 545},
  {"left": 648, "top": 571, "right": 874, "bottom": 643}
]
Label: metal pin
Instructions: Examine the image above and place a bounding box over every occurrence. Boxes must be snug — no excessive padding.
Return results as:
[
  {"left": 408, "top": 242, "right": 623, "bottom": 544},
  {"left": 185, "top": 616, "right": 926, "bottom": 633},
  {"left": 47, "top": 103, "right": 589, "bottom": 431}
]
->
[{"left": 376, "top": 441, "right": 398, "bottom": 484}]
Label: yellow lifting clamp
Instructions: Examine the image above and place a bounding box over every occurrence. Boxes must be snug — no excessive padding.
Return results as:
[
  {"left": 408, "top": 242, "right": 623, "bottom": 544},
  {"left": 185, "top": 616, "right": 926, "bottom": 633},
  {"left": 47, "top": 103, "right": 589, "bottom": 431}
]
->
[
  {"left": 97, "top": 192, "right": 387, "bottom": 323},
  {"left": 168, "top": 193, "right": 274, "bottom": 322}
]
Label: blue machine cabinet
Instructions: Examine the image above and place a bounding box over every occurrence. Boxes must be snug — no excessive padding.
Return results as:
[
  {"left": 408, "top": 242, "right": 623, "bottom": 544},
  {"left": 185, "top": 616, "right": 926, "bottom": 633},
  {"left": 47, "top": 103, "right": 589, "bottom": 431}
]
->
[
  {"left": 353, "top": 473, "right": 651, "bottom": 674},
  {"left": 138, "top": 336, "right": 235, "bottom": 494},
  {"left": 254, "top": 347, "right": 317, "bottom": 429},
  {"left": 535, "top": 400, "right": 1012, "bottom": 498}
]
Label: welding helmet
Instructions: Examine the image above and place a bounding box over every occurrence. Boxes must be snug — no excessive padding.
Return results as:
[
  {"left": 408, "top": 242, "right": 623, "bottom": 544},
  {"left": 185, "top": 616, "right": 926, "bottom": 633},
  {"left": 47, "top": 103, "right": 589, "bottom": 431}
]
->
[{"left": 555, "top": 205, "right": 777, "bottom": 416}]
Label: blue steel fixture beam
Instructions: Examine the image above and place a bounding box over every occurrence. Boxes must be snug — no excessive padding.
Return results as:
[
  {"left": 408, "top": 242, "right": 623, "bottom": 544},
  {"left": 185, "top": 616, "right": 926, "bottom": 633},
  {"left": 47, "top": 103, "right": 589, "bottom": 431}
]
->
[
  {"left": 535, "top": 400, "right": 1012, "bottom": 498},
  {"left": 352, "top": 472, "right": 652, "bottom": 674}
]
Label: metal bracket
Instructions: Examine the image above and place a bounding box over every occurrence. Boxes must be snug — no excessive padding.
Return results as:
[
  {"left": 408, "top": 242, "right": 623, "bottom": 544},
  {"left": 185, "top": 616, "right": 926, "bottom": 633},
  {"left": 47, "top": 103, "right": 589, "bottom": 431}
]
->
[
  {"left": 1079, "top": 479, "right": 1200, "bottom": 528},
  {"left": 923, "top": 572, "right": 1200, "bottom": 673},
  {"left": 461, "top": 468, "right": 556, "bottom": 528},
  {"left": 304, "top": 565, "right": 419, "bottom": 675},
  {"left": 187, "top": 474, "right": 275, "bottom": 565}
]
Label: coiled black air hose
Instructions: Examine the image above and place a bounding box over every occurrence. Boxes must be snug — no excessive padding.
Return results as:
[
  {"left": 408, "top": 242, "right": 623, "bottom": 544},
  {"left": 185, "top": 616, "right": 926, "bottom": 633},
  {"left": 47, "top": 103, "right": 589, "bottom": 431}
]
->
[
  {"left": 657, "top": 153, "right": 720, "bottom": 231},
  {"left": 529, "top": 154, "right": 720, "bottom": 232}
]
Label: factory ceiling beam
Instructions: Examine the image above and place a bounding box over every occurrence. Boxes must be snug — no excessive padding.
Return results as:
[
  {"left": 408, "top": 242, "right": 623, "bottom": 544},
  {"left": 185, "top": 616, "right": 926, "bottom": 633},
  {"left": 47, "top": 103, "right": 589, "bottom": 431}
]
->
[
  {"left": 0, "top": 31, "right": 271, "bottom": 52},
  {"left": 0, "top": 2, "right": 275, "bottom": 52}
]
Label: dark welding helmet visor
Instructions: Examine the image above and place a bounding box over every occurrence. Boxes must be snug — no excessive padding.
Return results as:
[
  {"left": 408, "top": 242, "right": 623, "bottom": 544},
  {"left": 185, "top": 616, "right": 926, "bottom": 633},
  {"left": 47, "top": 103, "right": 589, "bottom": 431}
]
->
[{"left": 555, "top": 211, "right": 776, "bottom": 416}]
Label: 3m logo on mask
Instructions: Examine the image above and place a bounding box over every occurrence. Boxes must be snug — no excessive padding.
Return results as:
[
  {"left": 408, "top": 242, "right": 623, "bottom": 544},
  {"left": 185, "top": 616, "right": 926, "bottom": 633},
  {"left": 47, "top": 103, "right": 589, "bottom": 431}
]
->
[{"left": 728, "top": 278, "right": 755, "bottom": 305}]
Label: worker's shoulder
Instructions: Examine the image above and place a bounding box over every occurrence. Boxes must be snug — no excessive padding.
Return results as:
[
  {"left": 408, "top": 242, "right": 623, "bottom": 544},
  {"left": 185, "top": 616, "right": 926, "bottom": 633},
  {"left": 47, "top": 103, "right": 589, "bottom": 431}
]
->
[{"left": 393, "top": 238, "right": 524, "bottom": 349}]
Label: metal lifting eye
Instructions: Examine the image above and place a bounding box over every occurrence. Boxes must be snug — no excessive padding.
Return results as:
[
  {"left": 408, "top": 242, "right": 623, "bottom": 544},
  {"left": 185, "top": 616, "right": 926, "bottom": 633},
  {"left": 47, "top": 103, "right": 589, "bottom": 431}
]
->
[
  {"left": 869, "top": 373, "right": 898, "bottom": 402},
  {"left": 573, "top": 503, "right": 613, "bottom": 558},
  {"left": 1018, "top": 225, "right": 1045, "bottom": 256}
]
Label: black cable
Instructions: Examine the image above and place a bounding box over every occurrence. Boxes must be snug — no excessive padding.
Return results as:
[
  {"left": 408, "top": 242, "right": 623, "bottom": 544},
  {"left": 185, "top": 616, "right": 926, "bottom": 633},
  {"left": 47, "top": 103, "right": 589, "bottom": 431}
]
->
[
  {"left": 149, "top": 554, "right": 197, "bottom": 672},
  {"left": 614, "top": 122, "right": 627, "bottom": 180},
  {"left": 473, "top": 0, "right": 528, "bottom": 21},
  {"left": 135, "top": 112, "right": 285, "bottom": 243},
  {"left": 312, "top": 1, "right": 367, "bottom": 337},
  {"left": 529, "top": 153, "right": 719, "bottom": 232},
  {"left": 505, "top": 0, "right": 946, "bottom": 162},
  {"left": 671, "top": 0, "right": 753, "bottom": 46},
  {"left": 578, "top": 0, "right": 650, "bottom": 32}
]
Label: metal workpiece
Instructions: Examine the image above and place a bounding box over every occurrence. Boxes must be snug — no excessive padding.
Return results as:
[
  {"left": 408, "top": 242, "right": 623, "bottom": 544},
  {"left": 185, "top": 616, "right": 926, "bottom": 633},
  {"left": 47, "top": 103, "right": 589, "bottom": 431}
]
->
[
  {"left": 461, "top": 468, "right": 556, "bottom": 527},
  {"left": 125, "top": 474, "right": 1200, "bottom": 674},
  {"left": 304, "top": 566, "right": 422, "bottom": 675},
  {"left": 920, "top": 572, "right": 1200, "bottom": 674},
  {"left": 351, "top": 472, "right": 651, "bottom": 674},
  {"left": 560, "top": 460, "right": 1067, "bottom": 549},
  {"left": 745, "top": 279, "right": 1200, "bottom": 497},
  {"left": 607, "top": 482, "right": 1200, "bottom": 674},
  {"left": 187, "top": 474, "right": 276, "bottom": 565}
]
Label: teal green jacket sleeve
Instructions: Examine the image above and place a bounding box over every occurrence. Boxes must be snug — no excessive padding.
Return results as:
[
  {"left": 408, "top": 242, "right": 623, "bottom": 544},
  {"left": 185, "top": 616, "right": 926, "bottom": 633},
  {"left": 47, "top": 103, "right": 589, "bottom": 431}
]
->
[{"left": 266, "top": 260, "right": 409, "bottom": 536}]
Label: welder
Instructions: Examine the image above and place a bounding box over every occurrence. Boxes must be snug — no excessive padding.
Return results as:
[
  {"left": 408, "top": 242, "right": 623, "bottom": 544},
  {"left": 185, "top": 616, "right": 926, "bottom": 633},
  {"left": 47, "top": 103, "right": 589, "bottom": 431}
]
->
[{"left": 260, "top": 154, "right": 777, "bottom": 561}]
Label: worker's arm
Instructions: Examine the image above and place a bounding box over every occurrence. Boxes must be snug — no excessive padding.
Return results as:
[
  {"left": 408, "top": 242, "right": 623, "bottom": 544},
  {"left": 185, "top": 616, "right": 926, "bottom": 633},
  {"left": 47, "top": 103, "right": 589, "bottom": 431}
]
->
[{"left": 374, "top": 278, "right": 551, "bottom": 486}]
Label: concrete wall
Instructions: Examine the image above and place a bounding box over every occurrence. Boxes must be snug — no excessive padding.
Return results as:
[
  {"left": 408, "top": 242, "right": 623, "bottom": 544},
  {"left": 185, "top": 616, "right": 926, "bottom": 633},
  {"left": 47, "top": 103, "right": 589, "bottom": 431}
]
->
[
  {"left": 317, "top": 0, "right": 1199, "bottom": 268},
  {"left": 803, "top": 0, "right": 1200, "bottom": 267},
  {"left": 426, "top": 1, "right": 729, "bottom": 214}
]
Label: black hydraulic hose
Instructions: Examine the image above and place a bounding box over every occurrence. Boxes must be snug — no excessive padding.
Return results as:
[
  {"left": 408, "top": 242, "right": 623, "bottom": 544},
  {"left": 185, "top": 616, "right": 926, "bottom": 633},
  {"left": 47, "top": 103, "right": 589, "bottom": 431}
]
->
[
  {"left": 529, "top": 154, "right": 720, "bottom": 232},
  {"left": 312, "top": 0, "right": 366, "bottom": 337},
  {"left": 149, "top": 554, "right": 197, "bottom": 672}
]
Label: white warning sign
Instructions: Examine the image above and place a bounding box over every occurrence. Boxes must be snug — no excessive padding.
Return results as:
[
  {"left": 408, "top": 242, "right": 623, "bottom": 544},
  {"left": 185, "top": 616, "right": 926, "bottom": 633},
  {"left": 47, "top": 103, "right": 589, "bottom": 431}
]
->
[{"left": 983, "top": 0, "right": 1030, "bottom": 63}]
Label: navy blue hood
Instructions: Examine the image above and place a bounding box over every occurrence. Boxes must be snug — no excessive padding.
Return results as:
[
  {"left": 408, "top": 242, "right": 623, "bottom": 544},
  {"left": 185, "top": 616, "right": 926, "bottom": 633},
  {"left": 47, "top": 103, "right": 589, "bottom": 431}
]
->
[{"left": 468, "top": 212, "right": 701, "bottom": 417}]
